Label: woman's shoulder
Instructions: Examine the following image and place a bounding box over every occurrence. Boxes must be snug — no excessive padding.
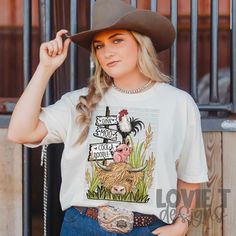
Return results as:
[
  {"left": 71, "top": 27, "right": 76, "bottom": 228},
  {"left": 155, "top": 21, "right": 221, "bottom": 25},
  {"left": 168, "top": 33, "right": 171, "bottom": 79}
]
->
[
  {"left": 157, "top": 83, "right": 199, "bottom": 113},
  {"left": 159, "top": 83, "right": 200, "bottom": 120},
  {"left": 159, "top": 82, "right": 196, "bottom": 103},
  {"left": 60, "top": 87, "right": 89, "bottom": 106}
]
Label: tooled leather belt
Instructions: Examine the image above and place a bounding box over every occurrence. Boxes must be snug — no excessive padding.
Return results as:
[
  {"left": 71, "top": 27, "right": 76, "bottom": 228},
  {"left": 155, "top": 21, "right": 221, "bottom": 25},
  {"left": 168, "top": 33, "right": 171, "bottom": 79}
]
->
[{"left": 74, "top": 206, "right": 159, "bottom": 228}]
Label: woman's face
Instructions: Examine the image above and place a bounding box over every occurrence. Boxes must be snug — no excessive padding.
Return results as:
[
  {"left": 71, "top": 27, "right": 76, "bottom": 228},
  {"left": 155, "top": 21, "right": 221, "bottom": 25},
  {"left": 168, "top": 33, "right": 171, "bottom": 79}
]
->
[{"left": 93, "top": 29, "right": 139, "bottom": 79}]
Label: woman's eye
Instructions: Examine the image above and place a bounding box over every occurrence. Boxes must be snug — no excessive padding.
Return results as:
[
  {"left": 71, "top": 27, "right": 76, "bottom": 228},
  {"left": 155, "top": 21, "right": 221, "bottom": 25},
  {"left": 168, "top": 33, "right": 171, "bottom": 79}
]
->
[
  {"left": 95, "top": 45, "right": 103, "bottom": 50},
  {"left": 114, "top": 39, "right": 123, "bottom": 44}
]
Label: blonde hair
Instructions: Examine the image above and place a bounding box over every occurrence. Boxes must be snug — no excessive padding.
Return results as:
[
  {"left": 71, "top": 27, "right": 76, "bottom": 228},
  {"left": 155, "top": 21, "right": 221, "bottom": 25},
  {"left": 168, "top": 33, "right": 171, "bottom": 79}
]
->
[
  {"left": 75, "top": 30, "right": 171, "bottom": 144},
  {"left": 130, "top": 31, "right": 171, "bottom": 84}
]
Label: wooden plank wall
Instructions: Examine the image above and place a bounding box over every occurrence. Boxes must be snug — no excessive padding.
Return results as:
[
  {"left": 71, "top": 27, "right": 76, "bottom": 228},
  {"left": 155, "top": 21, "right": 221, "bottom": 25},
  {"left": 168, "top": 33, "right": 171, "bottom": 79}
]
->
[
  {"left": 187, "top": 132, "right": 236, "bottom": 236},
  {"left": 0, "top": 129, "right": 22, "bottom": 236}
]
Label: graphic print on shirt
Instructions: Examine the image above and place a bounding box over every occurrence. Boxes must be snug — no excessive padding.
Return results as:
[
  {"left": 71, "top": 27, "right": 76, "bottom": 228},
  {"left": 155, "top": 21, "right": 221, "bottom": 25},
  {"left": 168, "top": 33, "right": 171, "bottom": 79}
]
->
[{"left": 85, "top": 106, "right": 157, "bottom": 203}]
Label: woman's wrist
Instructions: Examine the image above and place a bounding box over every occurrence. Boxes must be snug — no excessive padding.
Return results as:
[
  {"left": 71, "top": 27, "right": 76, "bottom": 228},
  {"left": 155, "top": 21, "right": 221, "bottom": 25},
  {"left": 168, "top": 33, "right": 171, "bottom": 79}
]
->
[
  {"left": 38, "top": 63, "right": 56, "bottom": 74},
  {"left": 173, "top": 216, "right": 189, "bottom": 234},
  {"left": 36, "top": 63, "right": 57, "bottom": 81},
  {"left": 173, "top": 211, "right": 191, "bottom": 233},
  {"left": 175, "top": 212, "right": 191, "bottom": 225}
]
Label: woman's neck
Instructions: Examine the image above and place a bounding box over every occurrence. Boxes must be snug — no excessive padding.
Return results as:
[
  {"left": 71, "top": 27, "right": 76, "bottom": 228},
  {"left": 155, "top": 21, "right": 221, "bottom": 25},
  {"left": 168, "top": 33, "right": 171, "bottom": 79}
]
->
[{"left": 112, "top": 70, "right": 151, "bottom": 91}]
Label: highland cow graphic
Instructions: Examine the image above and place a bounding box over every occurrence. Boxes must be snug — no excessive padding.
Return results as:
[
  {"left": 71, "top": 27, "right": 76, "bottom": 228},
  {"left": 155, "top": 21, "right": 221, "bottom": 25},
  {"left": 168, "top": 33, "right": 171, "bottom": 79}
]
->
[
  {"left": 85, "top": 106, "right": 156, "bottom": 203},
  {"left": 95, "top": 160, "right": 148, "bottom": 195}
]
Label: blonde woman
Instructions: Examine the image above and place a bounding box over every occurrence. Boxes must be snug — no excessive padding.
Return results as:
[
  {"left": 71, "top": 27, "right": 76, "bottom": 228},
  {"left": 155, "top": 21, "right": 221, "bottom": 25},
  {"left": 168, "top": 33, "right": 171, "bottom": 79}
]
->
[{"left": 8, "top": 0, "right": 208, "bottom": 235}]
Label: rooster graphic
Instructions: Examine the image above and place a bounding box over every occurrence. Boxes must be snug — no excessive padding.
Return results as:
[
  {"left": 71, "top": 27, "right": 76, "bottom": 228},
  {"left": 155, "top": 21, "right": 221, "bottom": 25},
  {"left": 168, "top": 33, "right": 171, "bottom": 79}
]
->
[{"left": 117, "top": 109, "right": 144, "bottom": 142}]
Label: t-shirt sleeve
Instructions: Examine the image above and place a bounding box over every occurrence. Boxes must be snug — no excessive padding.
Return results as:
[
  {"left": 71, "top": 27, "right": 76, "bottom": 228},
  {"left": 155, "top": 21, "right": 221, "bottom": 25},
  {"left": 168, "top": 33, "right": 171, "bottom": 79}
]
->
[
  {"left": 176, "top": 94, "right": 209, "bottom": 183},
  {"left": 24, "top": 93, "right": 70, "bottom": 148}
]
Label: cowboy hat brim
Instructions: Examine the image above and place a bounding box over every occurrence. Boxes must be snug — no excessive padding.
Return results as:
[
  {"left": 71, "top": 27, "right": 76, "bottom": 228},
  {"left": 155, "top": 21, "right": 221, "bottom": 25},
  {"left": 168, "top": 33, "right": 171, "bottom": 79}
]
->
[{"left": 69, "top": 10, "right": 176, "bottom": 52}]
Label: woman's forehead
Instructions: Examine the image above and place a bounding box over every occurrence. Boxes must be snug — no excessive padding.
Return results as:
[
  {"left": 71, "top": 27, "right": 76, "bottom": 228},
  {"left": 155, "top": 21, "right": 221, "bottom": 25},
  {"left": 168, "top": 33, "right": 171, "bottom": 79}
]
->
[{"left": 93, "top": 29, "right": 129, "bottom": 42}]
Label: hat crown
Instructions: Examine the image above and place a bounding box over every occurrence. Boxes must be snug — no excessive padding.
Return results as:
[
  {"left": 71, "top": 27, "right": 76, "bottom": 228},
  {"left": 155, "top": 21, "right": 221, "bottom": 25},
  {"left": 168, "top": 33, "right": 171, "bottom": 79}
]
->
[
  {"left": 92, "top": 0, "right": 136, "bottom": 29},
  {"left": 70, "top": 0, "right": 176, "bottom": 53}
]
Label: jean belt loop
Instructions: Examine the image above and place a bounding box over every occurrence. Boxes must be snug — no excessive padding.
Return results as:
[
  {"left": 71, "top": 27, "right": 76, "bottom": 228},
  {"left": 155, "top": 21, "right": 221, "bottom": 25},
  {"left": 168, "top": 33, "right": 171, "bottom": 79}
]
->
[{"left": 81, "top": 207, "right": 88, "bottom": 215}]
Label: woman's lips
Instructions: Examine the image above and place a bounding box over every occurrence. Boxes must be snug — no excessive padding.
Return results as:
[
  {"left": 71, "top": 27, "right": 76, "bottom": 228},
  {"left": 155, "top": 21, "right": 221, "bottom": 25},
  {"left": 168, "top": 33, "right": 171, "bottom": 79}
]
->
[{"left": 107, "top": 61, "right": 120, "bottom": 67}]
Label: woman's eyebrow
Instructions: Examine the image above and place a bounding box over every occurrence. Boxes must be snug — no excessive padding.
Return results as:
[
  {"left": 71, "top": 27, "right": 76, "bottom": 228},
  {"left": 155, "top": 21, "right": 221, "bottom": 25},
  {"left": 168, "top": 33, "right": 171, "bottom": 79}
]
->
[{"left": 93, "top": 33, "right": 125, "bottom": 43}]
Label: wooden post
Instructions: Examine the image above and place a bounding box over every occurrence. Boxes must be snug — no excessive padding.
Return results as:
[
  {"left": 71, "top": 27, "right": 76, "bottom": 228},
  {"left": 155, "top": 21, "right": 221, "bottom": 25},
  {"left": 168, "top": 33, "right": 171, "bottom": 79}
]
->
[
  {"left": 0, "top": 129, "right": 22, "bottom": 235},
  {"left": 223, "top": 132, "right": 236, "bottom": 236},
  {"left": 188, "top": 132, "right": 222, "bottom": 236}
]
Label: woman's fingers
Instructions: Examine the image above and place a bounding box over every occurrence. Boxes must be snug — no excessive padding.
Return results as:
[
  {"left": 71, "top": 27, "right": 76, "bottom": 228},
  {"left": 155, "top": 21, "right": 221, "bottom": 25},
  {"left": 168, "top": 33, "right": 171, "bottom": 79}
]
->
[
  {"left": 152, "top": 226, "right": 163, "bottom": 235},
  {"left": 46, "top": 42, "right": 54, "bottom": 56},
  {"left": 61, "top": 38, "right": 71, "bottom": 55},
  {"left": 42, "top": 36, "right": 69, "bottom": 57},
  {"left": 44, "top": 40, "right": 56, "bottom": 57},
  {"left": 51, "top": 40, "right": 59, "bottom": 57},
  {"left": 46, "top": 29, "right": 70, "bottom": 56},
  {"left": 55, "top": 36, "right": 63, "bottom": 54},
  {"left": 55, "top": 29, "right": 68, "bottom": 54},
  {"left": 39, "top": 29, "right": 71, "bottom": 70},
  {"left": 56, "top": 29, "right": 68, "bottom": 38}
]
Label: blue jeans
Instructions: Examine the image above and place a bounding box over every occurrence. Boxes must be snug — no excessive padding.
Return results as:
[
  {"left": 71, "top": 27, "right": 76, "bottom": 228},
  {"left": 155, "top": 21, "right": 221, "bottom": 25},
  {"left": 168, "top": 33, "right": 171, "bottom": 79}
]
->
[{"left": 60, "top": 207, "right": 168, "bottom": 236}]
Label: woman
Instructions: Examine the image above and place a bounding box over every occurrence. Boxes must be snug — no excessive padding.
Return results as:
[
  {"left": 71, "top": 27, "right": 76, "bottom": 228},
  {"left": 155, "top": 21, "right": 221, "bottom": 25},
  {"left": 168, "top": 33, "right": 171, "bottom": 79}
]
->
[{"left": 8, "top": 0, "right": 208, "bottom": 235}]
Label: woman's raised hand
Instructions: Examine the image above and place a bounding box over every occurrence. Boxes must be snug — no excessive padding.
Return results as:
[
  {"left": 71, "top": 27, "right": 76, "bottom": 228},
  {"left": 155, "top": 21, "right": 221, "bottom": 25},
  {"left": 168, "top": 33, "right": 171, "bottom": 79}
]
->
[
  {"left": 7, "top": 29, "right": 72, "bottom": 144},
  {"left": 39, "top": 29, "right": 71, "bottom": 71}
]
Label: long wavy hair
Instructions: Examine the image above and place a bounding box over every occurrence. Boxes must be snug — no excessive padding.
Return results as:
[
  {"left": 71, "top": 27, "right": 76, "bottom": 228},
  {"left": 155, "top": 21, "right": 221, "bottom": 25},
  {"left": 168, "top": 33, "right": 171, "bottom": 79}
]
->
[{"left": 75, "top": 30, "right": 172, "bottom": 144}]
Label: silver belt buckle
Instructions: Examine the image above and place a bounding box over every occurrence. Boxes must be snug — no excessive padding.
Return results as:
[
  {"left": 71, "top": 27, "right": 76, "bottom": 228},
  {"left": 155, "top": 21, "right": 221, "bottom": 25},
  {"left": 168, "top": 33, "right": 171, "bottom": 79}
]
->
[{"left": 97, "top": 205, "right": 134, "bottom": 234}]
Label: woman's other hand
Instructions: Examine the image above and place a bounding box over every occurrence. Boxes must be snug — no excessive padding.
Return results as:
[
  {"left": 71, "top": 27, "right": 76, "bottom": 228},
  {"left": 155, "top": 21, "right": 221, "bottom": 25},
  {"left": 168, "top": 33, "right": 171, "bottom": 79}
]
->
[
  {"left": 39, "top": 29, "right": 71, "bottom": 71},
  {"left": 151, "top": 218, "right": 189, "bottom": 236}
]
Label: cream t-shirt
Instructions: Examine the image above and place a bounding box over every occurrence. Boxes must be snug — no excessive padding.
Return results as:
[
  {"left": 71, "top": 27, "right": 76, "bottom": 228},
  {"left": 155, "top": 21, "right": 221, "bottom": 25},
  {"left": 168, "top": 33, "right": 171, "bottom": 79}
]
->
[{"left": 25, "top": 82, "right": 208, "bottom": 224}]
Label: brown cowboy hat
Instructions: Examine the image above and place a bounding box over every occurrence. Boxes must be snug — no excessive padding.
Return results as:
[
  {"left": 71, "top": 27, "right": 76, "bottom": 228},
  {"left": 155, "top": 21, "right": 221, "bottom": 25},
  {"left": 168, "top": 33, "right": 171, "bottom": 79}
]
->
[{"left": 69, "top": 0, "right": 176, "bottom": 52}]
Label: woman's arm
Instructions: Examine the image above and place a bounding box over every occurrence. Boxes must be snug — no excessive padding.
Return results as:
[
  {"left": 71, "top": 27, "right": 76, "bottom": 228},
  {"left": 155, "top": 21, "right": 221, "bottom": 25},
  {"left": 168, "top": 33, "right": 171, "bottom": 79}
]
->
[
  {"left": 152, "top": 179, "right": 200, "bottom": 236},
  {"left": 7, "top": 29, "right": 71, "bottom": 144},
  {"left": 174, "top": 180, "right": 200, "bottom": 232}
]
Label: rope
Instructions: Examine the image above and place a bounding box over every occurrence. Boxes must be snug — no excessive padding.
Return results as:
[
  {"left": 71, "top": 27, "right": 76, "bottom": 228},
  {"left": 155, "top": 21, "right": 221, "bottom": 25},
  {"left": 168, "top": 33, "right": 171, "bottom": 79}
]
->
[{"left": 41, "top": 144, "right": 48, "bottom": 236}]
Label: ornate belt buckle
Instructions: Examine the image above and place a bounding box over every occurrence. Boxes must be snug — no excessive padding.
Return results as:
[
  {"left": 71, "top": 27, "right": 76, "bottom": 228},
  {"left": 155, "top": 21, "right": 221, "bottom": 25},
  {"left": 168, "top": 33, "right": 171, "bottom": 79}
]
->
[{"left": 97, "top": 205, "right": 134, "bottom": 234}]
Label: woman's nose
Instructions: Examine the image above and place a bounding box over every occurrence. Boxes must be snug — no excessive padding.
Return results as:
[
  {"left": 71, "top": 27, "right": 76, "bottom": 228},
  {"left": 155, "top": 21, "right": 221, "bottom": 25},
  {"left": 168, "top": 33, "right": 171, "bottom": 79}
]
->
[{"left": 104, "top": 45, "right": 115, "bottom": 59}]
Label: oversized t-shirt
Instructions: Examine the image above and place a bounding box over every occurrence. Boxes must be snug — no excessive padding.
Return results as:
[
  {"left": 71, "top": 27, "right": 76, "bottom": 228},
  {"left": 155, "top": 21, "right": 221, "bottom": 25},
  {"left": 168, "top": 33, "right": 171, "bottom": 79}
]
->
[{"left": 25, "top": 82, "right": 208, "bottom": 224}]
